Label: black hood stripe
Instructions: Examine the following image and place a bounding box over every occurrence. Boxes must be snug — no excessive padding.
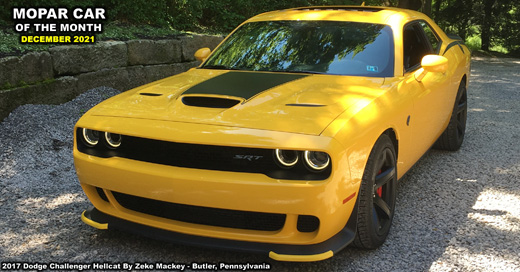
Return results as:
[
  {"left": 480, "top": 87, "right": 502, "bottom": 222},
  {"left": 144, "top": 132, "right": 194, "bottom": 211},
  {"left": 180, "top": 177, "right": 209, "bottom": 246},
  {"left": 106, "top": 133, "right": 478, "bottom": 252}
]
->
[{"left": 182, "top": 71, "right": 308, "bottom": 100}]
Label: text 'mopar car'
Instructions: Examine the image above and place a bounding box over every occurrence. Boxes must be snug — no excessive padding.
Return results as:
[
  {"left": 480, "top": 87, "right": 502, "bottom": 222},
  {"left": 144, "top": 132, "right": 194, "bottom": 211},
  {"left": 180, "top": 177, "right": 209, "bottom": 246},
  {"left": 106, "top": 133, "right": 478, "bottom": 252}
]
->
[{"left": 75, "top": 5, "right": 470, "bottom": 262}]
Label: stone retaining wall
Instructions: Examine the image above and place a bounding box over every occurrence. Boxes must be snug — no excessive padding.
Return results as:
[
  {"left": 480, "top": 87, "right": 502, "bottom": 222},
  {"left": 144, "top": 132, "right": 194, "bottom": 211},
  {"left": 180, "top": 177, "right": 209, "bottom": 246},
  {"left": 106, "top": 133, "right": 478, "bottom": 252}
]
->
[{"left": 0, "top": 34, "right": 224, "bottom": 121}]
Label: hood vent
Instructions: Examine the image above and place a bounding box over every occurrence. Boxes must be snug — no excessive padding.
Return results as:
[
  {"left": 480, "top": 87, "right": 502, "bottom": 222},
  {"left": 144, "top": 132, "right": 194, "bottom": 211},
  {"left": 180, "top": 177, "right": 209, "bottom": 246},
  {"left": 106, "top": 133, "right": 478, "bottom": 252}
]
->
[
  {"left": 139, "top": 92, "right": 162, "bottom": 96},
  {"left": 182, "top": 96, "right": 241, "bottom": 108},
  {"left": 286, "top": 103, "right": 326, "bottom": 107}
]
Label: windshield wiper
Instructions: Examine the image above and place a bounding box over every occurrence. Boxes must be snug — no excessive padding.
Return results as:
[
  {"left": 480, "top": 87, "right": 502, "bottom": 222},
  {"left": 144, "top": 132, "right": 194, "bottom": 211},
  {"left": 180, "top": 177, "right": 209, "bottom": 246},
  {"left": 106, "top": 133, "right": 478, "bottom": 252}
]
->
[
  {"left": 201, "top": 65, "right": 242, "bottom": 71},
  {"left": 201, "top": 66, "right": 325, "bottom": 75},
  {"left": 274, "top": 70, "right": 326, "bottom": 75}
]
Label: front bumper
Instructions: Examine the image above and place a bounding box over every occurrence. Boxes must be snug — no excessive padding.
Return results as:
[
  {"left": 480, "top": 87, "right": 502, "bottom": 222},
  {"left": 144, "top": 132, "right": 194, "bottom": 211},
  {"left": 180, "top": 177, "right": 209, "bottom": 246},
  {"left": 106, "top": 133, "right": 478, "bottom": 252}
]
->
[
  {"left": 75, "top": 117, "right": 360, "bottom": 261},
  {"left": 82, "top": 206, "right": 357, "bottom": 262}
]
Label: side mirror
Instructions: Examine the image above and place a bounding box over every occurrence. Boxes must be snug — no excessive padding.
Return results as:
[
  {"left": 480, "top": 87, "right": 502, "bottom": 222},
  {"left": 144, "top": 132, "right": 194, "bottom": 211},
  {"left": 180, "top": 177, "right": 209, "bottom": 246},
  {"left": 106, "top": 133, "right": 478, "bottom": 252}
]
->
[
  {"left": 415, "top": 55, "right": 448, "bottom": 82},
  {"left": 194, "top": 47, "right": 211, "bottom": 62}
]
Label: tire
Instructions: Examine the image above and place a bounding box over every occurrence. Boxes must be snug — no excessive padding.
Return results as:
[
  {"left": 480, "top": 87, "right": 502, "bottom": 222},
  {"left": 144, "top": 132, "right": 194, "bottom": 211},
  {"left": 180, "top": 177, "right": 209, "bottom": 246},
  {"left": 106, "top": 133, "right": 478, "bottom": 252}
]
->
[
  {"left": 434, "top": 80, "right": 467, "bottom": 151},
  {"left": 353, "top": 133, "right": 397, "bottom": 249}
]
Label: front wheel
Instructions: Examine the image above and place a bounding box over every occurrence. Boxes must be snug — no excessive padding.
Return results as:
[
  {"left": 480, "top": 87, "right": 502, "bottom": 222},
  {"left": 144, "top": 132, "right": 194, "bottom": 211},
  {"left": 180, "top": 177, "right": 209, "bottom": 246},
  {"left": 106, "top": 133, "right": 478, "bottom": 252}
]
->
[{"left": 353, "top": 134, "right": 397, "bottom": 249}]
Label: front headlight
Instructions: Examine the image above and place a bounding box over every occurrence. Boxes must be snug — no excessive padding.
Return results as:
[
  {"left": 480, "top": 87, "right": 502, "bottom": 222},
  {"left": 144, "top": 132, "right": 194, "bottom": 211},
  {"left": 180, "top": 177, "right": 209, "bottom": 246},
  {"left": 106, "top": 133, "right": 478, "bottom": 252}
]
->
[
  {"left": 105, "top": 132, "right": 122, "bottom": 148},
  {"left": 275, "top": 149, "right": 299, "bottom": 167},
  {"left": 82, "top": 128, "right": 100, "bottom": 146},
  {"left": 304, "top": 151, "right": 330, "bottom": 171}
]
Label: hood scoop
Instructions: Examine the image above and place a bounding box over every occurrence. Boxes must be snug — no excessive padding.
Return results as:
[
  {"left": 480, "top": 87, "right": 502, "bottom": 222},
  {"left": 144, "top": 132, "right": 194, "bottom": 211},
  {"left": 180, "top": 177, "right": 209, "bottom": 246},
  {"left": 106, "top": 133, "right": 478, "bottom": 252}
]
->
[{"left": 181, "top": 96, "right": 242, "bottom": 108}]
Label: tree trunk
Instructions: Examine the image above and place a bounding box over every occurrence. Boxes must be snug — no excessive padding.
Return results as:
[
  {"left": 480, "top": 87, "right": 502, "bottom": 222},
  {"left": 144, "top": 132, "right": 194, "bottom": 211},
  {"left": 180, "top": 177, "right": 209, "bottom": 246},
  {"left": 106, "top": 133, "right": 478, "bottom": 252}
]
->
[
  {"left": 423, "top": 0, "right": 432, "bottom": 17},
  {"left": 397, "top": 0, "right": 410, "bottom": 8},
  {"left": 398, "top": 0, "right": 423, "bottom": 11},
  {"left": 433, "top": 0, "right": 442, "bottom": 20},
  {"left": 481, "top": 0, "right": 496, "bottom": 51},
  {"left": 382, "top": 0, "right": 393, "bottom": 6},
  {"left": 458, "top": 20, "right": 467, "bottom": 41}
]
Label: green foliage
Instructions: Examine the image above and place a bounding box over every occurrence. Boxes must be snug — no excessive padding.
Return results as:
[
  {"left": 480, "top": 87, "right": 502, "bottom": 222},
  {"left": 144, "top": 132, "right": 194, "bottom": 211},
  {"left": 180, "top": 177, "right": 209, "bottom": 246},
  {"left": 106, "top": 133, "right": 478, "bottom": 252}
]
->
[
  {"left": 433, "top": 0, "right": 475, "bottom": 40},
  {"left": 103, "top": 0, "right": 170, "bottom": 26},
  {"left": 1, "top": 0, "right": 518, "bottom": 56},
  {"left": 42, "top": 78, "right": 56, "bottom": 84},
  {"left": 0, "top": 28, "right": 51, "bottom": 56},
  {"left": 0, "top": 0, "right": 373, "bottom": 38},
  {"left": 432, "top": 0, "right": 519, "bottom": 53},
  {"left": 465, "top": 35, "right": 482, "bottom": 52},
  {"left": 166, "top": 0, "right": 364, "bottom": 33},
  {"left": 99, "top": 23, "right": 180, "bottom": 41},
  {"left": 0, "top": 0, "right": 96, "bottom": 22},
  {"left": 490, "top": 2, "right": 520, "bottom": 53},
  {"left": 2, "top": 82, "right": 13, "bottom": 90},
  {"left": 0, "top": 77, "right": 58, "bottom": 91},
  {"left": 18, "top": 80, "right": 29, "bottom": 87}
]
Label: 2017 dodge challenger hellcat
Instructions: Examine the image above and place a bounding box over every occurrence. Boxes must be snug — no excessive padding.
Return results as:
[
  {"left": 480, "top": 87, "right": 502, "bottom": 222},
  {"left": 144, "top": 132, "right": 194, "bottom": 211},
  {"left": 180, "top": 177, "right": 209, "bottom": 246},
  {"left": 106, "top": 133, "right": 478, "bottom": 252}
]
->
[{"left": 76, "top": 5, "right": 470, "bottom": 262}]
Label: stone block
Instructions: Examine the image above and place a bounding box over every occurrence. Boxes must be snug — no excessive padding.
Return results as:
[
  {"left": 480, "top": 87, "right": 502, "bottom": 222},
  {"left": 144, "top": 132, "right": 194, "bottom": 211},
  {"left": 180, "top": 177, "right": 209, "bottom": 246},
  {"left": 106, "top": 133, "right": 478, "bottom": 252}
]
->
[
  {"left": 0, "top": 56, "right": 18, "bottom": 88},
  {"left": 76, "top": 68, "right": 130, "bottom": 92},
  {"left": 20, "top": 52, "right": 54, "bottom": 84},
  {"left": 143, "top": 62, "right": 200, "bottom": 83},
  {"left": 126, "top": 66, "right": 148, "bottom": 90},
  {"left": 127, "top": 39, "right": 182, "bottom": 66},
  {"left": 50, "top": 41, "right": 127, "bottom": 76},
  {"left": 0, "top": 52, "right": 53, "bottom": 87}
]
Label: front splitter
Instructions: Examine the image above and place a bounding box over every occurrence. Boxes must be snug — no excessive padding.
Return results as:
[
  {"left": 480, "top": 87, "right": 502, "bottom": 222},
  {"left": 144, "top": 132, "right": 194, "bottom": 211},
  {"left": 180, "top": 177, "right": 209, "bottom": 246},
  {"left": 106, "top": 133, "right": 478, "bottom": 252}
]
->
[{"left": 81, "top": 206, "right": 357, "bottom": 262}]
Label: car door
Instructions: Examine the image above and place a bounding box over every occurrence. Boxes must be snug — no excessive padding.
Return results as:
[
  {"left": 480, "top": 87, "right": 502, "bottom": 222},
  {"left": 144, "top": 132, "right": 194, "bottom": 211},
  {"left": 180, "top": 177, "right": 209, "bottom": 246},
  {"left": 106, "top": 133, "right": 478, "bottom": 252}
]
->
[{"left": 400, "top": 21, "right": 453, "bottom": 164}]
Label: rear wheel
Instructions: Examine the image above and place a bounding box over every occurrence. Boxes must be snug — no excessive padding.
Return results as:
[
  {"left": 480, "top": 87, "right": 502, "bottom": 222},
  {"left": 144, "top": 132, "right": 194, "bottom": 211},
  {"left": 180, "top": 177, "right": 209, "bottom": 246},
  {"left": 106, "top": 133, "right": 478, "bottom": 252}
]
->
[
  {"left": 434, "top": 80, "right": 467, "bottom": 151},
  {"left": 353, "top": 134, "right": 397, "bottom": 249}
]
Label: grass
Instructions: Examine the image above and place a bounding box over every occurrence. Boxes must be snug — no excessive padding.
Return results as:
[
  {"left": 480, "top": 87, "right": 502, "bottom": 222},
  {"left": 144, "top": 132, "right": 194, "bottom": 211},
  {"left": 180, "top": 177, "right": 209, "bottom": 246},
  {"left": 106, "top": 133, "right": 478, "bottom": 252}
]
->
[
  {"left": 0, "top": 77, "right": 56, "bottom": 91},
  {"left": 465, "top": 34, "right": 515, "bottom": 58},
  {"left": 466, "top": 34, "right": 509, "bottom": 54}
]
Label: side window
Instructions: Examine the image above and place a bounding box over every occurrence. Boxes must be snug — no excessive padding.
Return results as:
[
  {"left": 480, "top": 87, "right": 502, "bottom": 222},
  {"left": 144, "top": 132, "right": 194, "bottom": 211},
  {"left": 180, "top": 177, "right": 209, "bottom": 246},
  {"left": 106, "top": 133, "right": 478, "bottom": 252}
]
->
[
  {"left": 419, "top": 21, "right": 441, "bottom": 53},
  {"left": 403, "top": 23, "right": 433, "bottom": 71}
]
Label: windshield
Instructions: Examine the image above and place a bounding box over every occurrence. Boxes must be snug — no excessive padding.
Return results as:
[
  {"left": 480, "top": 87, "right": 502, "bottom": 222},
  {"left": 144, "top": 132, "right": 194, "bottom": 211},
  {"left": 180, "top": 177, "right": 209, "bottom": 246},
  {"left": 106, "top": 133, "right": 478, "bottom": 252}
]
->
[{"left": 202, "top": 20, "right": 394, "bottom": 77}]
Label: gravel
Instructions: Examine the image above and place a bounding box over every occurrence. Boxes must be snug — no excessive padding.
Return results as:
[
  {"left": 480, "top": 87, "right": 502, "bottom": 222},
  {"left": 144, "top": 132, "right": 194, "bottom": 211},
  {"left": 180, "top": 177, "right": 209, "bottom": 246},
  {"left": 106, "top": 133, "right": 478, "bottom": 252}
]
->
[{"left": 1, "top": 56, "right": 519, "bottom": 271}]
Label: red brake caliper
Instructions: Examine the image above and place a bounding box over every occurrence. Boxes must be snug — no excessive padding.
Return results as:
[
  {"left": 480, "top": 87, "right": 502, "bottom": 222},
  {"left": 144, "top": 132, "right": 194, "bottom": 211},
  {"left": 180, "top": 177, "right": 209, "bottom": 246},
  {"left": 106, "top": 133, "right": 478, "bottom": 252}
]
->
[{"left": 376, "top": 169, "right": 383, "bottom": 197}]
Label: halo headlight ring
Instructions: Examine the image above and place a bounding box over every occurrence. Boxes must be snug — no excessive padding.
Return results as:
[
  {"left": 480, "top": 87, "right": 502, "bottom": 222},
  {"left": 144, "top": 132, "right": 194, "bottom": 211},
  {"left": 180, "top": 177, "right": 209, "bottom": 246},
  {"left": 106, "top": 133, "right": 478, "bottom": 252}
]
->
[
  {"left": 275, "top": 149, "right": 299, "bottom": 167},
  {"left": 82, "top": 128, "right": 100, "bottom": 146},
  {"left": 304, "top": 151, "right": 330, "bottom": 171},
  {"left": 105, "top": 132, "right": 122, "bottom": 148}
]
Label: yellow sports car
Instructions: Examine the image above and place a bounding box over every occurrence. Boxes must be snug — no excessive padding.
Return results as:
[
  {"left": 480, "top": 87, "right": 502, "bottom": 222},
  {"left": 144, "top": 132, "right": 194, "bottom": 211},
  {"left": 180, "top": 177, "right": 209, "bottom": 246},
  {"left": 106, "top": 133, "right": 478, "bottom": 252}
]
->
[{"left": 76, "top": 6, "right": 470, "bottom": 262}]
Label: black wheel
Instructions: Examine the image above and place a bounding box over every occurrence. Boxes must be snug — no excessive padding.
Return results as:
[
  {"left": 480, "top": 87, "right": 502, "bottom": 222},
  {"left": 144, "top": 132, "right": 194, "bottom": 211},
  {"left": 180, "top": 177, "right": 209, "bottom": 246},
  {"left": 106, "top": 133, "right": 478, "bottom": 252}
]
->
[
  {"left": 434, "top": 80, "right": 467, "bottom": 151},
  {"left": 353, "top": 134, "right": 397, "bottom": 249}
]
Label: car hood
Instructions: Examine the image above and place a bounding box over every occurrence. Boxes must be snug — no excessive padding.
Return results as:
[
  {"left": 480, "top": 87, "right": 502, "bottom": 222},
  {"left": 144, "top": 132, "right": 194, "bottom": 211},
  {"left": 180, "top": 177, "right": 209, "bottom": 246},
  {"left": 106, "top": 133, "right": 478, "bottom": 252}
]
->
[{"left": 89, "top": 69, "right": 386, "bottom": 135}]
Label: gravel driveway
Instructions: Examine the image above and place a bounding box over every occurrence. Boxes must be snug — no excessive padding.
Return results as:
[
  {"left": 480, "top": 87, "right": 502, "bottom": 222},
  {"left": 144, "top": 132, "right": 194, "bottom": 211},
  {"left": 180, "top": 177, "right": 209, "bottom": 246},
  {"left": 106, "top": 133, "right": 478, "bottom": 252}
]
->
[{"left": 1, "top": 56, "right": 519, "bottom": 271}]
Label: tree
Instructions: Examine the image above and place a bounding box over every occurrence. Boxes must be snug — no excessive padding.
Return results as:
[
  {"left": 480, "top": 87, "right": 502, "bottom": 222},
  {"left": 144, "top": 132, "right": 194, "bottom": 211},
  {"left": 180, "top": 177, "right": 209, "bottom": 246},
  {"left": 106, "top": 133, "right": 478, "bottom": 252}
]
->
[
  {"left": 379, "top": 0, "right": 431, "bottom": 13},
  {"left": 486, "top": 0, "right": 520, "bottom": 53},
  {"left": 481, "top": 0, "right": 496, "bottom": 51},
  {"left": 433, "top": 0, "right": 442, "bottom": 20},
  {"left": 397, "top": 0, "right": 422, "bottom": 10}
]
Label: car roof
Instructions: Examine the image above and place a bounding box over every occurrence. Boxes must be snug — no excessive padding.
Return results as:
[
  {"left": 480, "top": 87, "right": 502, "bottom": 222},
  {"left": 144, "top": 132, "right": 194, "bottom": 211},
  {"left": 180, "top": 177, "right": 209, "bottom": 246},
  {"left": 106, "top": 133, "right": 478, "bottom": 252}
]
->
[{"left": 246, "top": 6, "right": 426, "bottom": 25}]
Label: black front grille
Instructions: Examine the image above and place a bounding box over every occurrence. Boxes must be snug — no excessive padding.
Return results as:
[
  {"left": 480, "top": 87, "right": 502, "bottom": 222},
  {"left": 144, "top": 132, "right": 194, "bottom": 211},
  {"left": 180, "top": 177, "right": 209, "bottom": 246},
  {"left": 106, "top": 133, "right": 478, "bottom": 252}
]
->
[
  {"left": 112, "top": 191, "right": 286, "bottom": 231},
  {"left": 76, "top": 128, "right": 331, "bottom": 180}
]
